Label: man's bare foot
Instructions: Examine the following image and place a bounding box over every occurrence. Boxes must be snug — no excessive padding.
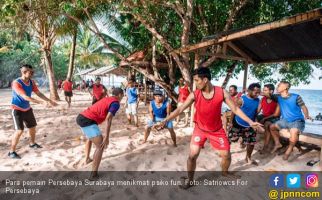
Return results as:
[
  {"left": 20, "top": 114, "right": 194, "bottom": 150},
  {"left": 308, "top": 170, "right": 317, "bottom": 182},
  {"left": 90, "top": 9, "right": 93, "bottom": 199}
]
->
[
  {"left": 179, "top": 177, "right": 193, "bottom": 190},
  {"left": 259, "top": 148, "right": 268, "bottom": 155},
  {"left": 89, "top": 171, "right": 99, "bottom": 180},
  {"left": 85, "top": 158, "right": 93, "bottom": 165},
  {"left": 271, "top": 144, "right": 283, "bottom": 154},
  {"left": 283, "top": 152, "right": 291, "bottom": 160},
  {"left": 173, "top": 143, "right": 177, "bottom": 147},
  {"left": 139, "top": 140, "right": 147, "bottom": 145},
  {"left": 245, "top": 157, "right": 258, "bottom": 166},
  {"left": 222, "top": 172, "right": 241, "bottom": 179}
]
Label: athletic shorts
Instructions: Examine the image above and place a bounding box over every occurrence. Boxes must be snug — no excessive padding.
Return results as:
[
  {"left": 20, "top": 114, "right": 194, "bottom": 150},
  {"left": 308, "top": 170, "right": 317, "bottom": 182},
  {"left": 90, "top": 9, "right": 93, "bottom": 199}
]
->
[
  {"left": 275, "top": 119, "right": 305, "bottom": 133},
  {"left": 228, "top": 117, "right": 256, "bottom": 145},
  {"left": 76, "top": 114, "right": 101, "bottom": 139},
  {"left": 147, "top": 117, "right": 173, "bottom": 129},
  {"left": 191, "top": 125, "right": 230, "bottom": 150},
  {"left": 12, "top": 108, "right": 37, "bottom": 130},
  {"left": 126, "top": 103, "right": 137, "bottom": 115},
  {"left": 64, "top": 91, "right": 73, "bottom": 97},
  {"left": 177, "top": 102, "right": 190, "bottom": 113}
]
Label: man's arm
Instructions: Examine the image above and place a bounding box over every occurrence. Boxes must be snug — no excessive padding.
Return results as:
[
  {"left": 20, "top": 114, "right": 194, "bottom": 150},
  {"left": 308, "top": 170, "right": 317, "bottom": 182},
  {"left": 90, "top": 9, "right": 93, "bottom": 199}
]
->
[
  {"left": 301, "top": 105, "right": 311, "bottom": 120},
  {"left": 257, "top": 99, "right": 262, "bottom": 114},
  {"left": 149, "top": 103, "right": 154, "bottom": 121},
  {"left": 34, "top": 91, "right": 57, "bottom": 106},
  {"left": 224, "top": 90, "right": 261, "bottom": 127},
  {"left": 101, "top": 112, "right": 114, "bottom": 149},
  {"left": 166, "top": 100, "right": 171, "bottom": 117}
]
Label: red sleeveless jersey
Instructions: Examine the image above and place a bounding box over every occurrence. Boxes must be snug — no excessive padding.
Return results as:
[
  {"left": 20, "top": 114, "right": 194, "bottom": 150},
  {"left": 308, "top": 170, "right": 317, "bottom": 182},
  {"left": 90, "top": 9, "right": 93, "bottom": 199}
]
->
[
  {"left": 261, "top": 96, "right": 277, "bottom": 117},
  {"left": 193, "top": 86, "right": 224, "bottom": 132},
  {"left": 178, "top": 85, "right": 190, "bottom": 102},
  {"left": 81, "top": 96, "right": 119, "bottom": 124},
  {"left": 93, "top": 84, "right": 104, "bottom": 100},
  {"left": 62, "top": 81, "right": 73, "bottom": 92}
]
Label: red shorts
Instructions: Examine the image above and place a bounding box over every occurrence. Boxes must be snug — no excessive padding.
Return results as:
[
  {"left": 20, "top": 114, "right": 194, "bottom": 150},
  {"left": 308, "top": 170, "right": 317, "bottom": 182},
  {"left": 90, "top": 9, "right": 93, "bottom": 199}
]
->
[{"left": 191, "top": 126, "right": 230, "bottom": 150}]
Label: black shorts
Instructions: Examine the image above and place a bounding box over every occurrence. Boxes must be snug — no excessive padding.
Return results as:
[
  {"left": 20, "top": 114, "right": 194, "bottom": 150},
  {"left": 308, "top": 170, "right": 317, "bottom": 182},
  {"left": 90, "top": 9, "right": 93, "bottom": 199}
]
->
[
  {"left": 64, "top": 91, "right": 73, "bottom": 97},
  {"left": 76, "top": 114, "right": 97, "bottom": 127},
  {"left": 228, "top": 117, "right": 256, "bottom": 145},
  {"left": 12, "top": 108, "right": 37, "bottom": 130}
]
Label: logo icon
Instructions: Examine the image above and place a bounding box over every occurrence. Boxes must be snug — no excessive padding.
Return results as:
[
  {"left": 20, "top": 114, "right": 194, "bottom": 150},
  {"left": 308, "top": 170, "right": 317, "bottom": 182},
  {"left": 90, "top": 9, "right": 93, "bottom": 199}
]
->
[
  {"left": 287, "top": 174, "right": 301, "bottom": 188},
  {"left": 269, "top": 174, "right": 284, "bottom": 188},
  {"left": 306, "top": 173, "right": 318, "bottom": 188},
  {"left": 194, "top": 136, "right": 201, "bottom": 142}
]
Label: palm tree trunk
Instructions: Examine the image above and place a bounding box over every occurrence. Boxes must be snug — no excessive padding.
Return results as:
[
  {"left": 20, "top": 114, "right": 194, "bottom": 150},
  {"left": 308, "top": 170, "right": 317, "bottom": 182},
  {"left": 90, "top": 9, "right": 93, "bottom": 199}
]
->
[
  {"left": 43, "top": 49, "right": 60, "bottom": 100},
  {"left": 67, "top": 29, "right": 77, "bottom": 80}
]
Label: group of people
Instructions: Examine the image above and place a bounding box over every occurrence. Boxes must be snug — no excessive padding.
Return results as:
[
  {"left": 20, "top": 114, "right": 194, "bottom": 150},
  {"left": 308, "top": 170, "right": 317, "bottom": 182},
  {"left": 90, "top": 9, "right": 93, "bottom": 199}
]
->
[{"left": 9, "top": 64, "right": 311, "bottom": 188}]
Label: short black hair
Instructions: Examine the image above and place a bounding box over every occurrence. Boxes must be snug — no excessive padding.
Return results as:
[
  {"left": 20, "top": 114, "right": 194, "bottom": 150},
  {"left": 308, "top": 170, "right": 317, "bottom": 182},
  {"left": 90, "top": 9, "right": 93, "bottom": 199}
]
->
[
  {"left": 192, "top": 67, "right": 211, "bottom": 80},
  {"left": 264, "top": 83, "right": 275, "bottom": 91},
  {"left": 248, "top": 82, "right": 261, "bottom": 91},
  {"left": 153, "top": 90, "right": 163, "bottom": 96},
  {"left": 20, "top": 64, "right": 33, "bottom": 69},
  {"left": 112, "top": 87, "right": 124, "bottom": 96},
  {"left": 95, "top": 77, "right": 101, "bottom": 81},
  {"left": 229, "top": 85, "right": 237, "bottom": 91},
  {"left": 280, "top": 80, "right": 291, "bottom": 89}
]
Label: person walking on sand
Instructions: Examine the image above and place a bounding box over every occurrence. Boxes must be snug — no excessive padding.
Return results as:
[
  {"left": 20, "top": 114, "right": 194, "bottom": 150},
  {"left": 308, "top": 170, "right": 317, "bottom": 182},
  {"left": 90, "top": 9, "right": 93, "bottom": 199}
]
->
[
  {"left": 124, "top": 79, "right": 139, "bottom": 127},
  {"left": 61, "top": 78, "right": 73, "bottom": 108},
  {"left": 154, "top": 67, "right": 262, "bottom": 189},
  {"left": 9, "top": 64, "right": 57, "bottom": 159},
  {"left": 88, "top": 77, "right": 107, "bottom": 105},
  {"left": 257, "top": 84, "right": 280, "bottom": 154},
  {"left": 76, "top": 88, "right": 124, "bottom": 178},
  {"left": 143, "top": 90, "right": 177, "bottom": 147},
  {"left": 269, "top": 81, "right": 311, "bottom": 160},
  {"left": 228, "top": 83, "right": 265, "bottom": 165},
  {"left": 176, "top": 78, "right": 191, "bottom": 126}
]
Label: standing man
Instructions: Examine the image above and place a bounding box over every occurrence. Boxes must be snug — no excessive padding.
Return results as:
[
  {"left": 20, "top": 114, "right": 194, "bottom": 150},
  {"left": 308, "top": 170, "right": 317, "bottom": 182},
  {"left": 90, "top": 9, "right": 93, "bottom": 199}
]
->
[
  {"left": 154, "top": 67, "right": 262, "bottom": 189},
  {"left": 176, "top": 78, "right": 191, "bottom": 126},
  {"left": 228, "top": 83, "right": 265, "bottom": 165},
  {"left": 76, "top": 88, "right": 124, "bottom": 178},
  {"left": 143, "top": 90, "right": 177, "bottom": 146},
  {"left": 88, "top": 77, "right": 107, "bottom": 105},
  {"left": 257, "top": 84, "right": 279, "bottom": 154},
  {"left": 9, "top": 64, "right": 57, "bottom": 159},
  {"left": 61, "top": 78, "right": 73, "bottom": 108},
  {"left": 270, "top": 81, "right": 311, "bottom": 160},
  {"left": 125, "top": 79, "right": 139, "bottom": 127}
]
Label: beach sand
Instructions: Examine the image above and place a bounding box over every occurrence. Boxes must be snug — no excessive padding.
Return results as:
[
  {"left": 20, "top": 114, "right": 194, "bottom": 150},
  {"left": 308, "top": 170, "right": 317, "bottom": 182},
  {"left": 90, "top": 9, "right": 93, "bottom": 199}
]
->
[{"left": 0, "top": 88, "right": 321, "bottom": 199}]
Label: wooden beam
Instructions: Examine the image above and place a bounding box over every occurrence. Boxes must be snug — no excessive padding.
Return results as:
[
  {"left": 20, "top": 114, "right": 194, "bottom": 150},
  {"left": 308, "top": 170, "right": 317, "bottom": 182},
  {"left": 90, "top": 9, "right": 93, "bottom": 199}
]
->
[
  {"left": 172, "top": 38, "right": 217, "bottom": 54},
  {"left": 227, "top": 42, "right": 255, "bottom": 63}
]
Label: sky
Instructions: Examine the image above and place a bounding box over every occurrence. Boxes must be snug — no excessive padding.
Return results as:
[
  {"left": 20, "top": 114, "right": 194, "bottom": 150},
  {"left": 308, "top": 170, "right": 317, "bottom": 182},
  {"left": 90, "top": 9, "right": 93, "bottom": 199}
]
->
[{"left": 211, "top": 66, "right": 322, "bottom": 90}]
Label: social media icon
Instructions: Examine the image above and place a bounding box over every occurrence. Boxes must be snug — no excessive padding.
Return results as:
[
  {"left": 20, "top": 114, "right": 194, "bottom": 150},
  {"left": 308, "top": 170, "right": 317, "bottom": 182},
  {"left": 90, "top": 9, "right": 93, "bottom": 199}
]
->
[
  {"left": 287, "top": 174, "right": 301, "bottom": 188},
  {"left": 306, "top": 173, "right": 318, "bottom": 188},
  {"left": 269, "top": 174, "right": 284, "bottom": 188}
]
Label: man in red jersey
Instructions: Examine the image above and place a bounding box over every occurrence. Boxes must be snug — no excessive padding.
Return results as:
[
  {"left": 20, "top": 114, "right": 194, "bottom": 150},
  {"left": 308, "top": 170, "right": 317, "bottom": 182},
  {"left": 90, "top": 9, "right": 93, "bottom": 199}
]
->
[
  {"left": 257, "top": 84, "right": 280, "bottom": 154},
  {"left": 176, "top": 78, "right": 191, "bottom": 126},
  {"left": 61, "top": 78, "right": 73, "bottom": 108},
  {"left": 76, "top": 87, "right": 124, "bottom": 178},
  {"left": 154, "top": 67, "right": 262, "bottom": 189},
  {"left": 88, "top": 77, "right": 107, "bottom": 105}
]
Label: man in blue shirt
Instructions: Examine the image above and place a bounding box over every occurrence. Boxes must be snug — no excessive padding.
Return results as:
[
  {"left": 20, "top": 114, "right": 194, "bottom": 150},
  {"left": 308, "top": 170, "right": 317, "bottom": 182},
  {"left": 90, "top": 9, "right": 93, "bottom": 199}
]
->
[
  {"left": 125, "top": 79, "right": 140, "bottom": 127},
  {"left": 143, "top": 90, "right": 177, "bottom": 147},
  {"left": 270, "top": 81, "right": 311, "bottom": 160}
]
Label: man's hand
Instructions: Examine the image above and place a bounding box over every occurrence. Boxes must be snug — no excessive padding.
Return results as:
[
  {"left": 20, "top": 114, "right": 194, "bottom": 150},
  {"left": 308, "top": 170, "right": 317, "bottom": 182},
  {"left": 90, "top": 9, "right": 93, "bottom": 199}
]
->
[
  {"left": 101, "top": 138, "right": 109, "bottom": 150},
  {"left": 305, "top": 116, "right": 313, "bottom": 121},
  {"left": 153, "top": 121, "right": 166, "bottom": 131},
  {"left": 249, "top": 121, "right": 263, "bottom": 129}
]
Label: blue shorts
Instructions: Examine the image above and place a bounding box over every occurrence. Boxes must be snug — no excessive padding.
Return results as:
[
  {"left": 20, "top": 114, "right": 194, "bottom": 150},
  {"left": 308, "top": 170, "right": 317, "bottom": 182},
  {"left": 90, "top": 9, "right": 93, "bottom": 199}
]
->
[
  {"left": 147, "top": 117, "right": 173, "bottom": 129},
  {"left": 80, "top": 124, "right": 102, "bottom": 139},
  {"left": 275, "top": 119, "right": 305, "bottom": 132}
]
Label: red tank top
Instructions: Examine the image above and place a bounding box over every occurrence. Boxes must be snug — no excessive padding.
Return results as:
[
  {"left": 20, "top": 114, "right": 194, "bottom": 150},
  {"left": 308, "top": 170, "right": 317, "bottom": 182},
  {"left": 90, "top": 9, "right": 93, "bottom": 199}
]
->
[
  {"left": 93, "top": 84, "right": 104, "bottom": 100},
  {"left": 178, "top": 85, "right": 190, "bottom": 102},
  {"left": 62, "top": 81, "right": 73, "bottom": 92},
  {"left": 231, "top": 92, "right": 242, "bottom": 103},
  {"left": 261, "top": 96, "right": 277, "bottom": 117},
  {"left": 81, "top": 96, "right": 119, "bottom": 124},
  {"left": 193, "top": 86, "right": 224, "bottom": 132}
]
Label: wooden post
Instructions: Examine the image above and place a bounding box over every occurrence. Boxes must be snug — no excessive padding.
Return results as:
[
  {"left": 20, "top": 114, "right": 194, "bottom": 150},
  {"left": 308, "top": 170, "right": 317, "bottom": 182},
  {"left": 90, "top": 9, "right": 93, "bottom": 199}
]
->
[
  {"left": 242, "top": 62, "right": 248, "bottom": 92},
  {"left": 144, "top": 76, "right": 147, "bottom": 105},
  {"left": 190, "top": 53, "right": 199, "bottom": 127}
]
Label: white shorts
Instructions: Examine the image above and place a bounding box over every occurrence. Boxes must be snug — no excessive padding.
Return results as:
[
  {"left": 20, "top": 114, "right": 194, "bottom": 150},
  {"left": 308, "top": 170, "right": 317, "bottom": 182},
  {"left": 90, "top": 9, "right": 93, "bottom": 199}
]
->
[{"left": 126, "top": 103, "right": 137, "bottom": 115}]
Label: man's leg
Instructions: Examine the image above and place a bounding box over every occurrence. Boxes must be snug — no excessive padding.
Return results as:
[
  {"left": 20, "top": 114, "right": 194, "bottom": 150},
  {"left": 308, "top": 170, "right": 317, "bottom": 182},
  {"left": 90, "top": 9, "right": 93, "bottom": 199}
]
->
[
  {"left": 218, "top": 150, "right": 232, "bottom": 176},
  {"left": 90, "top": 135, "right": 104, "bottom": 178},
  {"left": 261, "top": 121, "right": 272, "bottom": 153},
  {"left": 28, "top": 126, "right": 37, "bottom": 145},
  {"left": 127, "top": 114, "right": 131, "bottom": 124},
  {"left": 184, "top": 112, "right": 189, "bottom": 126},
  {"left": 167, "top": 128, "right": 177, "bottom": 147},
  {"left": 270, "top": 124, "right": 282, "bottom": 153},
  {"left": 11, "top": 130, "right": 24, "bottom": 152},
  {"left": 143, "top": 126, "right": 151, "bottom": 143},
  {"left": 134, "top": 114, "right": 139, "bottom": 127},
  {"left": 187, "top": 144, "right": 202, "bottom": 182},
  {"left": 283, "top": 128, "right": 299, "bottom": 160},
  {"left": 68, "top": 96, "right": 71, "bottom": 107},
  {"left": 245, "top": 145, "right": 257, "bottom": 165},
  {"left": 85, "top": 140, "right": 93, "bottom": 164}
]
